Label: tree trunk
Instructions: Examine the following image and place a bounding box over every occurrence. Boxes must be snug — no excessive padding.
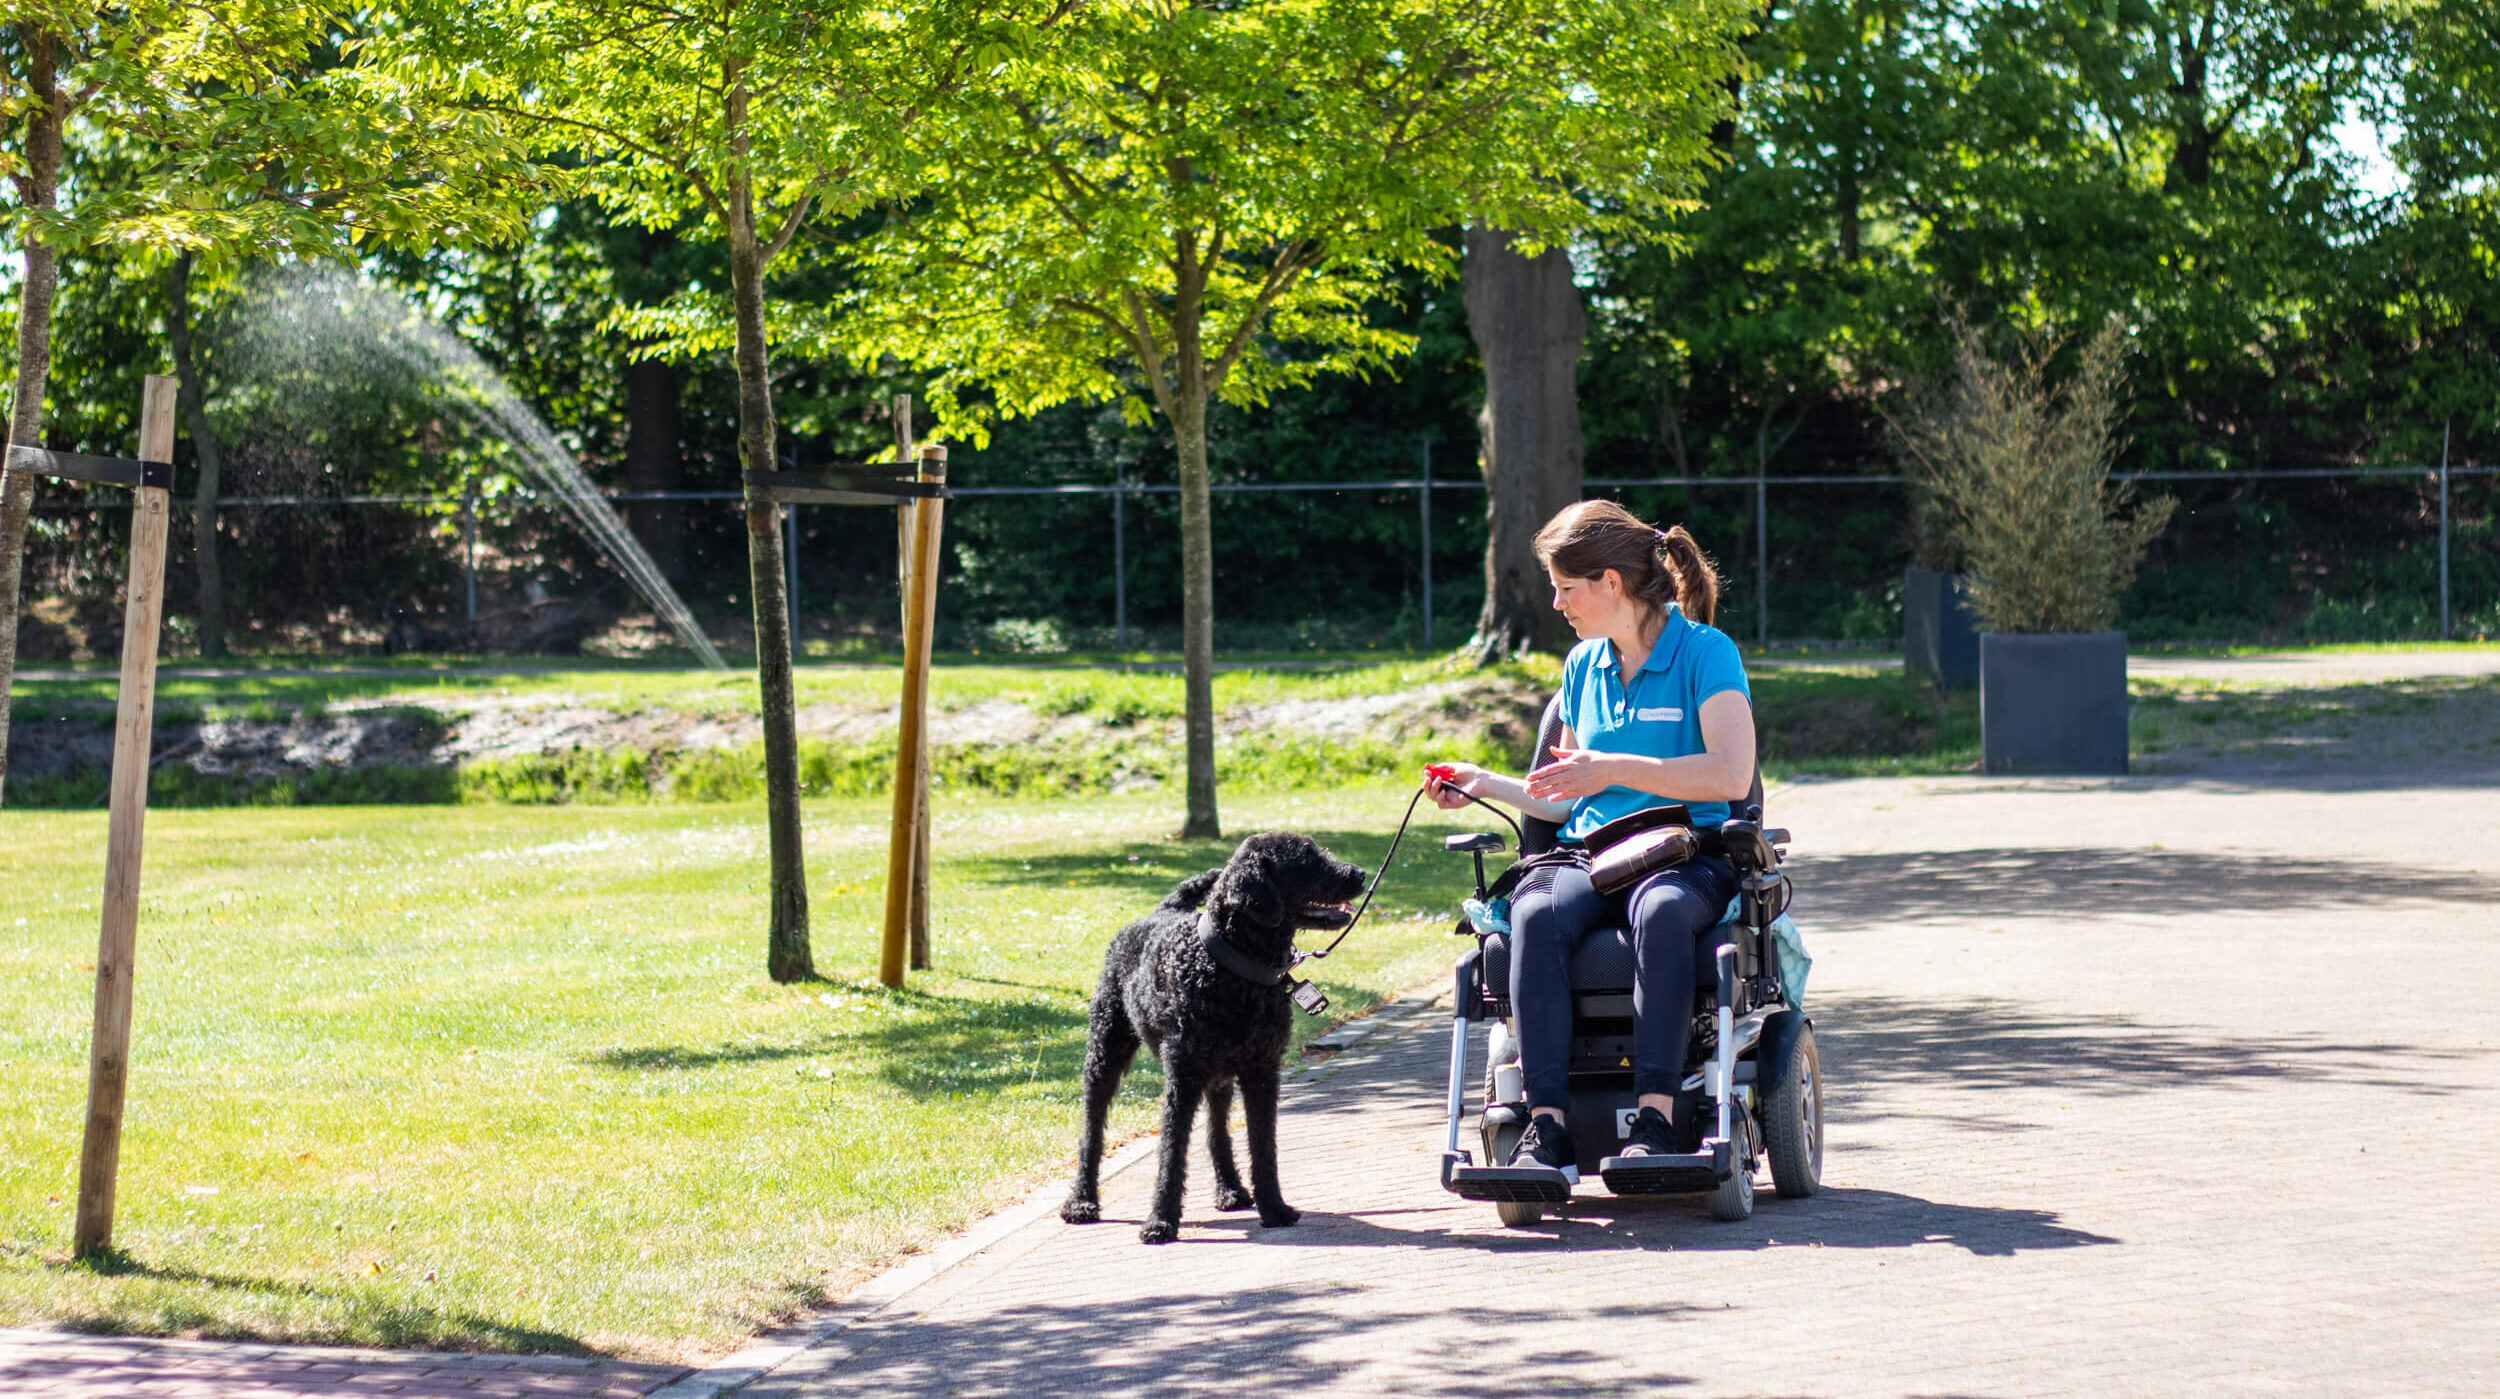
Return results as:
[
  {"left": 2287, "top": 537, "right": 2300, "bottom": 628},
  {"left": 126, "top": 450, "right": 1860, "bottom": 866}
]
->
[
  {"left": 1172, "top": 382, "right": 1219, "bottom": 840},
  {"left": 1170, "top": 241, "right": 1220, "bottom": 839},
  {"left": 2167, "top": 19, "right": 2214, "bottom": 187},
  {"left": 168, "top": 252, "right": 227, "bottom": 657},
  {"left": 623, "top": 352, "right": 681, "bottom": 578},
  {"left": 726, "top": 74, "right": 813, "bottom": 983},
  {"left": 1463, "top": 225, "right": 1585, "bottom": 663},
  {"left": 0, "top": 25, "right": 64, "bottom": 807}
]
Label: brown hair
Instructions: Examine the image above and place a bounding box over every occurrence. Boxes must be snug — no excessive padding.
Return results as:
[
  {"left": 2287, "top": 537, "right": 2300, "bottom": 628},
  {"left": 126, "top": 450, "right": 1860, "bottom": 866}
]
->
[{"left": 1533, "top": 499, "right": 1721, "bottom": 628}]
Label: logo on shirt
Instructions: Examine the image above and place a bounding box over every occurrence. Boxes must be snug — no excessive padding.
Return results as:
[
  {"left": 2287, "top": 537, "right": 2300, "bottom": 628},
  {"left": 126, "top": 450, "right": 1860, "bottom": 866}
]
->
[{"left": 1635, "top": 707, "right": 1684, "bottom": 722}]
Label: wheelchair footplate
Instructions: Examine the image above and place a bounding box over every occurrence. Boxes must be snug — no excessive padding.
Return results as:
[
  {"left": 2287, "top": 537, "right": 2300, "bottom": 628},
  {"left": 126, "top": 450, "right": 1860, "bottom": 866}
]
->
[
  {"left": 1440, "top": 1151, "right": 1575, "bottom": 1203},
  {"left": 1598, "top": 1139, "right": 1735, "bottom": 1196}
]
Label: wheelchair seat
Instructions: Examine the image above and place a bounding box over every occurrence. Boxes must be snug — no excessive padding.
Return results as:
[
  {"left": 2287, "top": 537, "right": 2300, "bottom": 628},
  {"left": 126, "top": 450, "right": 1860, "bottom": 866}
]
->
[{"left": 1478, "top": 921, "right": 1734, "bottom": 1014}]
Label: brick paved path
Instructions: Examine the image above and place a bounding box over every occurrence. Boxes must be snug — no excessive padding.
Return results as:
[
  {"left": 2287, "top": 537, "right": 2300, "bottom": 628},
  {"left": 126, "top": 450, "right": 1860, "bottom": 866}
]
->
[
  {"left": 0, "top": 1330, "right": 690, "bottom": 1396},
  {"left": 735, "top": 775, "right": 2500, "bottom": 1397},
  {"left": 7, "top": 774, "right": 2495, "bottom": 1396}
]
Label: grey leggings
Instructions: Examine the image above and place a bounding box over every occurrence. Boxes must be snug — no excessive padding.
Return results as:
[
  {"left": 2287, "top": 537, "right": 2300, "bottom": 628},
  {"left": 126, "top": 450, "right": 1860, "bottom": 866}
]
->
[{"left": 1509, "top": 854, "right": 1739, "bottom": 1110}]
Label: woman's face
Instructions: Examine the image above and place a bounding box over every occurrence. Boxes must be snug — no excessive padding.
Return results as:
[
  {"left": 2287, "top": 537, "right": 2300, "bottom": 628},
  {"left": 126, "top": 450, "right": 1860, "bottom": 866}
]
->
[{"left": 1547, "top": 566, "right": 1631, "bottom": 639}]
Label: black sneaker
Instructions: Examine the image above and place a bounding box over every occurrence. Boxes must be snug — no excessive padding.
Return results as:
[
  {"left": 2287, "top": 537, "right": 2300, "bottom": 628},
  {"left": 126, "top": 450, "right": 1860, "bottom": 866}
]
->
[
  {"left": 1510, "top": 1114, "right": 1578, "bottom": 1183},
  {"left": 1618, "top": 1105, "right": 1676, "bottom": 1158}
]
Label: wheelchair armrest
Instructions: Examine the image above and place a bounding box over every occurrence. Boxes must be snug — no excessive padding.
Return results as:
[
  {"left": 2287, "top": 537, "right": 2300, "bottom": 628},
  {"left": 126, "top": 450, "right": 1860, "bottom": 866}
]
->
[
  {"left": 1717, "top": 819, "right": 1782, "bottom": 875},
  {"left": 1454, "top": 946, "right": 1489, "bottom": 1023}
]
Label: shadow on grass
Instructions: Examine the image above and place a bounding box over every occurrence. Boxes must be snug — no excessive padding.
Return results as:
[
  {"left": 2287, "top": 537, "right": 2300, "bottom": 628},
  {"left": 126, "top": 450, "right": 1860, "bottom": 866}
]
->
[
  {"left": 38, "top": 1254, "right": 596, "bottom": 1355},
  {"left": 586, "top": 989, "right": 1100, "bottom": 1101},
  {"left": 852, "top": 995, "right": 1095, "bottom": 1099}
]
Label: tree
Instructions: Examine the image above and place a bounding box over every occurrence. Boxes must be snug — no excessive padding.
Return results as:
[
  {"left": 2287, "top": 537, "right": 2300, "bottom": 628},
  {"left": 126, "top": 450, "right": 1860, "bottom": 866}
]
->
[
  {"left": 405, "top": 0, "right": 1069, "bottom": 979},
  {"left": 1, "top": 5, "right": 532, "bottom": 802},
  {"left": 1465, "top": 226, "right": 1584, "bottom": 661},
  {"left": 848, "top": 0, "right": 1748, "bottom": 837},
  {"left": 1891, "top": 317, "right": 2175, "bottom": 633}
]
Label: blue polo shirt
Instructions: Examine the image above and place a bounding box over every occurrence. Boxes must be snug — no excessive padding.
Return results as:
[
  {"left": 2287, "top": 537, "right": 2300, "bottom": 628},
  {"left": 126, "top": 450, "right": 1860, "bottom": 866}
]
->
[{"left": 1555, "top": 605, "right": 1751, "bottom": 839}]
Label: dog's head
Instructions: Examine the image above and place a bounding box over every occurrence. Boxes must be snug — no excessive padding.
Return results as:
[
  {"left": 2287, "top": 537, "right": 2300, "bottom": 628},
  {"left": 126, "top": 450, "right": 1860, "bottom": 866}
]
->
[{"left": 1210, "top": 832, "right": 1370, "bottom": 937}]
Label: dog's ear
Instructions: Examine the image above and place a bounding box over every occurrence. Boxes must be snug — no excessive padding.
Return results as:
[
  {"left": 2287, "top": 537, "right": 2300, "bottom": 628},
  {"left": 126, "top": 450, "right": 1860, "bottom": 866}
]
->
[{"left": 1214, "top": 851, "right": 1286, "bottom": 927}]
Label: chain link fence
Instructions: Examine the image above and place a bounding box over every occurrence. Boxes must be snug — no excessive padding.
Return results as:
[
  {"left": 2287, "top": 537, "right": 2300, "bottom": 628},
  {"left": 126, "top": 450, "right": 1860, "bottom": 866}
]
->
[{"left": 17, "top": 446, "right": 2498, "bottom": 658}]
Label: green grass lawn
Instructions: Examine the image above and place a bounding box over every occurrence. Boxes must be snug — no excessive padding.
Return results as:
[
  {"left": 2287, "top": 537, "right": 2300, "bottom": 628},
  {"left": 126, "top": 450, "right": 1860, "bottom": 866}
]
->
[{"left": 0, "top": 783, "right": 1491, "bottom": 1359}]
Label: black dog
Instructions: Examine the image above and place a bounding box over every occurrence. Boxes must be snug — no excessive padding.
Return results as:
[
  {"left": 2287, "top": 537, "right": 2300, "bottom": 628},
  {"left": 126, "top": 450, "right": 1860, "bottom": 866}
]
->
[{"left": 1061, "top": 832, "right": 1369, "bottom": 1243}]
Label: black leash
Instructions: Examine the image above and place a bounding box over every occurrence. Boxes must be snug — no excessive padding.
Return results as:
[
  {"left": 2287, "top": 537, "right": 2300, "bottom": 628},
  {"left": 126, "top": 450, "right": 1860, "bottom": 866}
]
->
[{"left": 1296, "top": 776, "right": 1523, "bottom": 969}]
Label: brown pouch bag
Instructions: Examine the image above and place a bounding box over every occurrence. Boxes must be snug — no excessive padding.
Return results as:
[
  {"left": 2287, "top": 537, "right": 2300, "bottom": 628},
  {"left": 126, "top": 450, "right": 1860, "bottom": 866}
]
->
[{"left": 1584, "top": 804, "right": 1697, "bottom": 896}]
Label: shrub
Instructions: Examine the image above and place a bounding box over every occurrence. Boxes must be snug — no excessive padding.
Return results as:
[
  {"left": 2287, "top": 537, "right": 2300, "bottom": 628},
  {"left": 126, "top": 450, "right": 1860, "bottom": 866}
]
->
[{"left": 1891, "top": 318, "right": 2175, "bottom": 633}]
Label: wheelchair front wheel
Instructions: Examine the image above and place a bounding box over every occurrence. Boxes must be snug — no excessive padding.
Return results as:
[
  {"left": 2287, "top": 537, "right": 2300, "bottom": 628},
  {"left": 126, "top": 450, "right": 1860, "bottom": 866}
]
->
[
  {"left": 1482, "top": 1120, "right": 1546, "bottom": 1228},
  {"left": 1706, "top": 1110, "right": 1757, "bottom": 1222},
  {"left": 1762, "top": 1021, "right": 1824, "bottom": 1199}
]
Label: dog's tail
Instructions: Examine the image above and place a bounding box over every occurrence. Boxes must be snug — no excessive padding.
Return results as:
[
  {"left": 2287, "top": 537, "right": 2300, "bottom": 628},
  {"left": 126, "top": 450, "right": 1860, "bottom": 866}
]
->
[{"left": 1158, "top": 867, "right": 1225, "bottom": 912}]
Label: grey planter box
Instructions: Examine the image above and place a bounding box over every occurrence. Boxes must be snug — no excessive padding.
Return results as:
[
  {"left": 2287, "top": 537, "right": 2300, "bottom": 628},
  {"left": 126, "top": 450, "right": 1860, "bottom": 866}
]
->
[
  {"left": 1903, "top": 567, "right": 1979, "bottom": 688},
  {"left": 1980, "top": 630, "right": 2129, "bottom": 774}
]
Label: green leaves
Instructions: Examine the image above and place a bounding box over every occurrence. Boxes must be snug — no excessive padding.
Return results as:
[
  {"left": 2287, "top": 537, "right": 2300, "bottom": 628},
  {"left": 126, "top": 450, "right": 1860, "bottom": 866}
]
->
[
  {"left": 843, "top": 0, "right": 1753, "bottom": 442},
  {"left": 4, "top": 3, "right": 544, "bottom": 266}
]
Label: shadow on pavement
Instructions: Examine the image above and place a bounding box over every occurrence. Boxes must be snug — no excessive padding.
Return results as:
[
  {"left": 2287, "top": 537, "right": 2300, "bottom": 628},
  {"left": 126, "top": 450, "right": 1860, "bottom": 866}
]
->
[
  {"left": 820, "top": 1292, "right": 1707, "bottom": 1395},
  {"left": 1792, "top": 846, "right": 2500, "bottom": 924},
  {"left": 1162, "top": 1186, "right": 2117, "bottom": 1259},
  {"left": 1810, "top": 993, "right": 2483, "bottom": 1117},
  {"left": 2136, "top": 762, "right": 2500, "bottom": 792}
]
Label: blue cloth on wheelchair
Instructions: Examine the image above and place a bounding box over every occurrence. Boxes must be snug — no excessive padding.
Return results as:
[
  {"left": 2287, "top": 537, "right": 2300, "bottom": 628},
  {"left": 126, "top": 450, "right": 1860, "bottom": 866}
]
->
[
  {"left": 1463, "top": 895, "right": 1510, "bottom": 935},
  {"left": 1716, "top": 894, "right": 1812, "bottom": 1007}
]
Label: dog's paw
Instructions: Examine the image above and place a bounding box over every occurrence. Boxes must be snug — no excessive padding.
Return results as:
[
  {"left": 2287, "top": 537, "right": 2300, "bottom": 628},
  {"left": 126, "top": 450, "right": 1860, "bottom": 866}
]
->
[
  {"left": 1258, "top": 1203, "right": 1302, "bottom": 1229},
  {"left": 1060, "top": 1197, "right": 1101, "bottom": 1225},
  {"left": 1212, "top": 1184, "right": 1254, "bottom": 1212},
  {"left": 1138, "top": 1219, "right": 1180, "bottom": 1245}
]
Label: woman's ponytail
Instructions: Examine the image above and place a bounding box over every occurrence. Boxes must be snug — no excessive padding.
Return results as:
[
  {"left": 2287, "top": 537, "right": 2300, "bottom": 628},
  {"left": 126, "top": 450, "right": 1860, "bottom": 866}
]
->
[
  {"left": 1534, "top": 500, "right": 1724, "bottom": 629},
  {"left": 1656, "top": 525, "right": 1719, "bottom": 628}
]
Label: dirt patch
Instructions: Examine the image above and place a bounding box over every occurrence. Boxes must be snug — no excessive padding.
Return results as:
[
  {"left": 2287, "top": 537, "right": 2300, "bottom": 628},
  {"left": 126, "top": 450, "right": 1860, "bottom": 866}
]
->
[
  {"left": 1222, "top": 677, "right": 1546, "bottom": 749},
  {"left": 5, "top": 671, "right": 1553, "bottom": 794}
]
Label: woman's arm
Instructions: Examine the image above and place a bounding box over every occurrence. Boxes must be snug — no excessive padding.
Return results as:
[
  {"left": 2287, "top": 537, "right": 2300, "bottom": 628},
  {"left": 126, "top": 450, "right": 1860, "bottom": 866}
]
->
[{"left": 1522, "top": 690, "right": 1757, "bottom": 807}]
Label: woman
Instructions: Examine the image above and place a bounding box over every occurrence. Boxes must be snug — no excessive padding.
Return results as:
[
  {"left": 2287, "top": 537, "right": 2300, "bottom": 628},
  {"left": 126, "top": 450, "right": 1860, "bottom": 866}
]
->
[{"left": 1429, "top": 500, "right": 1755, "bottom": 1181}]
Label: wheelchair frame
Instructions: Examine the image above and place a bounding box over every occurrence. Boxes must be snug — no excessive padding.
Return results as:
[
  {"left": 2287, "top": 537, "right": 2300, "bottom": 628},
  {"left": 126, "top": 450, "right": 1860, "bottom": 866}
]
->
[{"left": 1436, "top": 803, "right": 1820, "bottom": 1224}]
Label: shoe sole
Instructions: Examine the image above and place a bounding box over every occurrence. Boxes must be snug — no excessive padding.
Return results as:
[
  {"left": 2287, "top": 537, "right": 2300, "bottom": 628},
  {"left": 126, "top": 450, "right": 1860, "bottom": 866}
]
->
[
  {"left": 1447, "top": 1163, "right": 1576, "bottom": 1203},
  {"left": 1598, "top": 1150, "right": 1728, "bottom": 1196}
]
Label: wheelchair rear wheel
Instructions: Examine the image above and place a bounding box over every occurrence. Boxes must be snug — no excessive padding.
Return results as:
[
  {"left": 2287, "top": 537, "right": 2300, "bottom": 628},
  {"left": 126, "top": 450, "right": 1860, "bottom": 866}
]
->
[
  {"left": 1762, "top": 1022, "right": 1824, "bottom": 1199},
  {"left": 1482, "top": 1121, "right": 1546, "bottom": 1228}
]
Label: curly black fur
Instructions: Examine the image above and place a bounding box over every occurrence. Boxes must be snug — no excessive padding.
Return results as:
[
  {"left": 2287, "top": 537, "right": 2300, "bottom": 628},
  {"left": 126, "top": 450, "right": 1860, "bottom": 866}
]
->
[{"left": 1060, "top": 831, "right": 1370, "bottom": 1243}]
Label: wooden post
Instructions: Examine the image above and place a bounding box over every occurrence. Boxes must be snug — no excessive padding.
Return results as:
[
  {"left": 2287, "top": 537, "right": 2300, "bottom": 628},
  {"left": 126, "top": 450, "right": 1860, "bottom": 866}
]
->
[
  {"left": 72, "top": 374, "right": 176, "bottom": 1260},
  {"left": 888, "top": 398, "right": 934, "bottom": 971},
  {"left": 881, "top": 438, "right": 946, "bottom": 987},
  {"left": 907, "top": 445, "right": 940, "bottom": 971}
]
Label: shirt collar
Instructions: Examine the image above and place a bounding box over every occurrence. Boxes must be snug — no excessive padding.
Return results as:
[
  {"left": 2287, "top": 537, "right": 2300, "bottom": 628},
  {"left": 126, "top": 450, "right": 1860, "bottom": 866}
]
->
[{"left": 1596, "top": 607, "right": 1688, "bottom": 679}]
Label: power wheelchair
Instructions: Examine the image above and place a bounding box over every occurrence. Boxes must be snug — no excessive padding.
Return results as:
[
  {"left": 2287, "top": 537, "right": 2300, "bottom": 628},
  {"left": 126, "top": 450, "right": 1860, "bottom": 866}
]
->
[{"left": 1438, "top": 698, "right": 1823, "bottom": 1226}]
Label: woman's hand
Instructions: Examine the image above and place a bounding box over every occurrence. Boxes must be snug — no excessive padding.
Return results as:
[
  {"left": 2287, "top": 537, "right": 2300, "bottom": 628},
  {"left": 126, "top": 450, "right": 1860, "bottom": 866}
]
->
[
  {"left": 1524, "top": 746, "right": 1617, "bottom": 803},
  {"left": 1426, "top": 761, "right": 1489, "bottom": 810}
]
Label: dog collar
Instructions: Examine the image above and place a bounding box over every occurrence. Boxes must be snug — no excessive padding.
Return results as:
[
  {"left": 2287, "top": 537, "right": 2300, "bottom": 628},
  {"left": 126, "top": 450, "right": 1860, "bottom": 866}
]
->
[{"left": 1197, "top": 908, "right": 1295, "bottom": 986}]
